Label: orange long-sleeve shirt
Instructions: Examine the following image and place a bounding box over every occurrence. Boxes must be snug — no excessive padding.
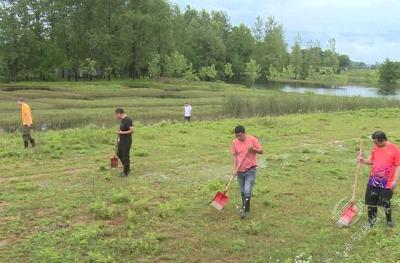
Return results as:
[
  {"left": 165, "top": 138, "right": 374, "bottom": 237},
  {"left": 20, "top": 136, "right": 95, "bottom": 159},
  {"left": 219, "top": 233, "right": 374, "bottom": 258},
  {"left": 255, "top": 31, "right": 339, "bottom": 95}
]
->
[{"left": 21, "top": 103, "right": 33, "bottom": 125}]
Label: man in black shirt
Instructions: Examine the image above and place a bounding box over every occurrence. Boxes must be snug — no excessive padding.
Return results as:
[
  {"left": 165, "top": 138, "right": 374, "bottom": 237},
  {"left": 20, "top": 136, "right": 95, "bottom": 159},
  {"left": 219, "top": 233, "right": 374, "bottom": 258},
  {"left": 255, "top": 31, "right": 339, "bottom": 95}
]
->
[{"left": 115, "top": 108, "right": 134, "bottom": 177}]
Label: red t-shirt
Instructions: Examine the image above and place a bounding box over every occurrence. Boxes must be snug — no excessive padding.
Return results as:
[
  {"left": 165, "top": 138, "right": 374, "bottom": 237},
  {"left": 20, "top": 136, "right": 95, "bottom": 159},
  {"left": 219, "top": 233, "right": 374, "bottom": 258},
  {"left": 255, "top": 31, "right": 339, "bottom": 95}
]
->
[
  {"left": 368, "top": 142, "right": 400, "bottom": 189},
  {"left": 231, "top": 135, "right": 262, "bottom": 172}
]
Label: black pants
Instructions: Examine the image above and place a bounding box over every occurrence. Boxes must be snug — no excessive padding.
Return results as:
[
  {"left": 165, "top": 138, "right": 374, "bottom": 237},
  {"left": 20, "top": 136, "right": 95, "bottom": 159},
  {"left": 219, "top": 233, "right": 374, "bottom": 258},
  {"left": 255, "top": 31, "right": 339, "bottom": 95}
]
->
[
  {"left": 365, "top": 185, "right": 393, "bottom": 223},
  {"left": 117, "top": 141, "right": 131, "bottom": 174},
  {"left": 22, "top": 125, "right": 35, "bottom": 147},
  {"left": 184, "top": 116, "right": 191, "bottom": 122}
]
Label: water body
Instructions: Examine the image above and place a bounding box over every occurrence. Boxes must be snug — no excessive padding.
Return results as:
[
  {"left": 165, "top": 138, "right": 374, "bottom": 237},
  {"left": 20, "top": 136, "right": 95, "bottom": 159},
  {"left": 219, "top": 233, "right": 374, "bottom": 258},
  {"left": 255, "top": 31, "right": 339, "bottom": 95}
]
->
[{"left": 258, "top": 83, "right": 400, "bottom": 99}]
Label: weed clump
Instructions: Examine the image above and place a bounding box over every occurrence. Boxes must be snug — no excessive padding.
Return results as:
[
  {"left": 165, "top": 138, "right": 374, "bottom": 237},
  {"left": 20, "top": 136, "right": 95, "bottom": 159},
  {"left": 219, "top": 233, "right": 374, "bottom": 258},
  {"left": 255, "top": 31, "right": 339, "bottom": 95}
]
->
[
  {"left": 90, "top": 202, "right": 119, "bottom": 220},
  {"left": 111, "top": 192, "right": 130, "bottom": 204}
]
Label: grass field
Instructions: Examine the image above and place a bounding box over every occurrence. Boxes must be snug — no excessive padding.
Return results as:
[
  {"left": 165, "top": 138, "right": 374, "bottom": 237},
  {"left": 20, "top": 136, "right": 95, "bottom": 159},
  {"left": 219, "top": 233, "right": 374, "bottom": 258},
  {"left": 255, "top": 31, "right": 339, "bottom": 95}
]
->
[
  {"left": 1, "top": 79, "right": 400, "bottom": 132},
  {"left": 2, "top": 80, "right": 400, "bottom": 262}
]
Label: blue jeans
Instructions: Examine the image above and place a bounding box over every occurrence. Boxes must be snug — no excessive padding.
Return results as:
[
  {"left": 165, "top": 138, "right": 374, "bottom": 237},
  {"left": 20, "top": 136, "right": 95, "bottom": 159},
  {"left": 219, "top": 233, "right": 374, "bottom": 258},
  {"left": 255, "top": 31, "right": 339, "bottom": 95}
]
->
[{"left": 237, "top": 168, "right": 256, "bottom": 199}]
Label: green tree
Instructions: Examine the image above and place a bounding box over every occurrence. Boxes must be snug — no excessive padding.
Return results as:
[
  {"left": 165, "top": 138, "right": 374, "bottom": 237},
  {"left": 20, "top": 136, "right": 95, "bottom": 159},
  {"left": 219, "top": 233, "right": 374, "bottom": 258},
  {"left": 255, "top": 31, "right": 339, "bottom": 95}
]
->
[
  {"left": 323, "top": 38, "right": 339, "bottom": 73},
  {"left": 183, "top": 63, "right": 199, "bottom": 81},
  {"left": 302, "top": 41, "right": 322, "bottom": 79},
  {"left": 224, "top": 63, "right": 234, "bottom": 80},
  {"left": 199, "top": 64, "right": 217, "bottom": 81},
  {"left": 244, "top": 59, "right": 261, "bottom": 87},
  {"left": 80, "top": 58, "right": 97, "bottom": 80},
  {"left": 263, "top": 17, "right": 289, "bottom": 77},
  {"left": 164, "top": 51, "right": 188, "bottom": 78},
  {"left": 148, "top": 55, "right": 161, "bottom": 79},
  {"left": 338, "top": 54, "right": 351, "bottom": 71},
  {"left": 252, "top": 16, "right": 265, "bottom": 41},
  {"left": 379, "top": 59, "right": 400, "bottom": 86},
  {"left": 226, "top": 24, "right": 254, "bottom": 82},
  {"left": 290, "top": 34, "right": 303, "bottom": 79},
  {"left": 267, "top": 64, "right": 282, "bottom": 81}
]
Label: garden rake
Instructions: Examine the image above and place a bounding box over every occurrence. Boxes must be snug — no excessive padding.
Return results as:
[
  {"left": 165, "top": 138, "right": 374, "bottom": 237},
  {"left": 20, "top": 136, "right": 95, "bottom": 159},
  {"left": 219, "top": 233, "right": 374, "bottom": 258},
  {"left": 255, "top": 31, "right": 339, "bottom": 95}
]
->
[{"left": 337, "top": 140, "right": 363, "bottom": 227}]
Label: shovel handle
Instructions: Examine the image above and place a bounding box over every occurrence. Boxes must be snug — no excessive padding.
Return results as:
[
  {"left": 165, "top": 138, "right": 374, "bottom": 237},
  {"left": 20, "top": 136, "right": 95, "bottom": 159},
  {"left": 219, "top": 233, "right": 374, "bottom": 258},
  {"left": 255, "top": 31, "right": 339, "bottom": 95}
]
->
[
  {"left": 114, "top": 134, "right": 119, "bottom": 155},
  {"left": 350, "top": 140, "right": 363, "bottom": 203},
  {"left": 224, "top": 150, "right": 249, "bottom": 193}
]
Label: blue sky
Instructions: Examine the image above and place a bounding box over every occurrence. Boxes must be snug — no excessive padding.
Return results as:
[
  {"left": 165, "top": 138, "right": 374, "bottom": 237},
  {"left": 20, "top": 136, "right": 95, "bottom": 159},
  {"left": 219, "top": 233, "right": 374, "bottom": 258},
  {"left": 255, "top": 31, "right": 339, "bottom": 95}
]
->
[{"left": 172, "top": 0, "right": 400, "bottom": 64}]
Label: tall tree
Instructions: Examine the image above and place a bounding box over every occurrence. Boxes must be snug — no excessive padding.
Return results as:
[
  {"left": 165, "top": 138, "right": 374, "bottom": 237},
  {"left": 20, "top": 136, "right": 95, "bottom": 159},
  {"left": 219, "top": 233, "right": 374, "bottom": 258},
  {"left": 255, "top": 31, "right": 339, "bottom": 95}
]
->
[
  {"left": 290, "top": 34, "right": 303, "bottom": 79},
  {"left": 226, "top": 24, "right": 254, "bottom": 81}
]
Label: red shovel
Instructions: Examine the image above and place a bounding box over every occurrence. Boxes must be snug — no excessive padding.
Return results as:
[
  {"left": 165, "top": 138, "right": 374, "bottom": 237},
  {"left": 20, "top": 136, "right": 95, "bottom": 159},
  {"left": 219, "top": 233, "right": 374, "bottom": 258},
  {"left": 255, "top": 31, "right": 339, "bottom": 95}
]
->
[
  {"left": 210, "top": 151, "right": 248, "bottom": 211},
  {"left": 337, "top": 140, "right": 363, "bottom": 227},
  {"left": 110, "top": 135, "right": 119, "bottom": 168}
]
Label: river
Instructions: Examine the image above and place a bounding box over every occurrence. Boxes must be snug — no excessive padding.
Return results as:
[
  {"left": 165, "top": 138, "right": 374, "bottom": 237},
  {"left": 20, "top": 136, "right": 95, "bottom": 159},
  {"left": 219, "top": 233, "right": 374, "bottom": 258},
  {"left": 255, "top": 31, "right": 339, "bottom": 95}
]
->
[{"left": 258, "top": 82, "right": 400, "bottom": 99}]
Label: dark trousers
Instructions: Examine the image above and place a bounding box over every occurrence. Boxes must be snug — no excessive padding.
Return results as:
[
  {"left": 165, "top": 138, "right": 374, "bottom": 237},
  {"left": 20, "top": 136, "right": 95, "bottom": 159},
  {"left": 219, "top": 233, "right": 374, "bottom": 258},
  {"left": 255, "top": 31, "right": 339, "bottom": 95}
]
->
[
  {"left": 365, "top": 185, "right": 393, "bottom": 224},
  {"left": 22, "top": 125, "right": 35, "bottom": 147},
  {"left": 117, "top": 141, "right": 131, "bottom": 174}
]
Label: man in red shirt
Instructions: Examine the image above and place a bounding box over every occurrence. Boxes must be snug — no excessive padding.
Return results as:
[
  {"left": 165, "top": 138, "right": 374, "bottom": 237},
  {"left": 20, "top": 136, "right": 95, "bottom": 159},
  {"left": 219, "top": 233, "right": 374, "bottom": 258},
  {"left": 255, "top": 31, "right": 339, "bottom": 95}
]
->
[
  {"left": 359, "top": 131, "right": 400, "bottom": 227},
  {"left": 231, "top": 125, "right": 263, "bottom": 219}
]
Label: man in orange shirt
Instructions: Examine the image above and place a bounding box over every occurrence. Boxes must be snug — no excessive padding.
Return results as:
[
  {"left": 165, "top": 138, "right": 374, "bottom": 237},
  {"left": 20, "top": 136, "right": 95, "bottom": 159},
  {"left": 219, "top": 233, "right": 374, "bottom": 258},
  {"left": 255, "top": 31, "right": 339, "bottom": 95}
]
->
[
  {"left": 17, "top": 98, "right": 35, "bottom": 148},
  {"left": 359, "top": 131, "right": 400, "bottom": 227},
  {"left": 231, "top": 125, "right": 263, "bottom": 219}
]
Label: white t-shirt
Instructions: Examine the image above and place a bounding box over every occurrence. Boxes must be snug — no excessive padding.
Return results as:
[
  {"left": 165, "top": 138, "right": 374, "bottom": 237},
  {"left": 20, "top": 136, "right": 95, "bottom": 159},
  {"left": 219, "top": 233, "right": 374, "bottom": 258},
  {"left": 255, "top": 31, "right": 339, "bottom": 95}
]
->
[{"left": 184, "top": 105, "right": 192, "bottom": 117}]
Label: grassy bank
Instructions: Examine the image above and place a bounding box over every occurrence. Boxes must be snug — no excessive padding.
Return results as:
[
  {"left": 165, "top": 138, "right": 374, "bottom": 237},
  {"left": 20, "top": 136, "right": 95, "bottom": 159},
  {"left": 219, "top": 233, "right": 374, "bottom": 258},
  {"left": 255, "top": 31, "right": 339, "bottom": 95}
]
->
[
  {"left": 224, "top": 93, "right": 400, "bottom": 117},
  {"left": 2, "top": 109, "right": 400, "bottom": 261},
  {"left": 342, "top": 69, "right": 379, "bottom": 86},
  {"left": 0, "top": 80, "right": 237, "bottom": 131},
  {"left": 1, "top": 79, "right": 399, "bottom": 132}
]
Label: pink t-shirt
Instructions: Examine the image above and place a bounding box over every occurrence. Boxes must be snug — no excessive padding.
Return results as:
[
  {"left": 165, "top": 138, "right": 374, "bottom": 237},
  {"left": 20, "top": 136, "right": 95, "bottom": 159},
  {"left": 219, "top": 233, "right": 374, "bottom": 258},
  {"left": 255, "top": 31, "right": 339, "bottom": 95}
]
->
[
  {"left": 369, "top": 142, "right": 400, "bottom": 189},
  {"left": 231, "top": 135, "right": 262, "bottom": 172}
]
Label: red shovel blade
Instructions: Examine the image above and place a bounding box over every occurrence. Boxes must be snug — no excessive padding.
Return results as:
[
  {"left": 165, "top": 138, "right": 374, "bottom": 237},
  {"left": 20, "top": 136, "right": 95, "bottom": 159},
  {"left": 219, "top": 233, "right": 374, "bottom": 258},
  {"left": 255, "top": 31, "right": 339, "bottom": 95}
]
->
[
  {"left": 110, "top": 156, "right": 118, "bottom": 168},
  {"left": 210, "top": 191, "right": 229, "bottom": 210},
  {"left": 337, "top": 203, "right": 358, "bottom": 227}
]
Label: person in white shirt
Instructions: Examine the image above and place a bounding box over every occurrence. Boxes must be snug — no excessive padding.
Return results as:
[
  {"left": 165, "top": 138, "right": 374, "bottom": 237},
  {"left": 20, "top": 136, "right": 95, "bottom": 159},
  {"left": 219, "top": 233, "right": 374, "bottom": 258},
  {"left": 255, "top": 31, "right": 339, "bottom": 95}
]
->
[{"left": 184, "top": 102, "right": 192, "bottom": 122}]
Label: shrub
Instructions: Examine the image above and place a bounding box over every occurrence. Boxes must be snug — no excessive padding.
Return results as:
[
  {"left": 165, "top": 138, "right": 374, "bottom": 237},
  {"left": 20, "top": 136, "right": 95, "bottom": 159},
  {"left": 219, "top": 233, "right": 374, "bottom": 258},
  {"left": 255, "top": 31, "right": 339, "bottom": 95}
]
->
[
  {"left": 111, "top": 192, "right": 130, "bottom": 204},
  {"left": 90, "top": 202, "right": 118, "bottom": 220}
]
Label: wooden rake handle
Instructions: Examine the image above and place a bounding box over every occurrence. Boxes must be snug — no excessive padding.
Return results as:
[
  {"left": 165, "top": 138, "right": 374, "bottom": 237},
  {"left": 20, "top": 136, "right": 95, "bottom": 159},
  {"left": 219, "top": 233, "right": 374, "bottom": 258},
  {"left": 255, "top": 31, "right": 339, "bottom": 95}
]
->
[
  {"left": 350, "top": 140, "right": 363, "bottom": 203},
  {"left": 224, "top": 150, "right": 249, "bottom": 193},
  {"left": 114, "top": 134, "right": 119, "bottom": 156}
]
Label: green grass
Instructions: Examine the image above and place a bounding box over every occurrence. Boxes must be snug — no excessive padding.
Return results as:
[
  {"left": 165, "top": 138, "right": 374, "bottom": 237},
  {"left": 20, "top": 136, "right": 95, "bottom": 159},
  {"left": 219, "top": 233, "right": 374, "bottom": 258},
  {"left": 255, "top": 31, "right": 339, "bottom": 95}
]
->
[
  {"left": 0, "top": 80, "right": 241, "bottom": 131},
  {"left": 342, "top": 69, "right": 380, "bottom": 86},
  {"left": 1, "top": 79, "right": 399, "bottom": 132},
  {"left": 2, "top": 80, "right": 400, "bottom": 262},
  {"left": 2, "top": 107, "right": 400, "bottom": 261},
  {"left": 224, "top": 93, "right": 400, "bottom": 117}
]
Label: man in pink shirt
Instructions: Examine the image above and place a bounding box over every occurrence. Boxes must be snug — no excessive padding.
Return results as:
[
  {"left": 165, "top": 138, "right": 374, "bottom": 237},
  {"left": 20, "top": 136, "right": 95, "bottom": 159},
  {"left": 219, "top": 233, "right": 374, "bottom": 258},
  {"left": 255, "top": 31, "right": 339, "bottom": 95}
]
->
[
  {"left": 359, "top": 131, "right": 400, "bottom": 227},
  {"left": 231, "top": 125, "right": 263, "bottom": 219}
]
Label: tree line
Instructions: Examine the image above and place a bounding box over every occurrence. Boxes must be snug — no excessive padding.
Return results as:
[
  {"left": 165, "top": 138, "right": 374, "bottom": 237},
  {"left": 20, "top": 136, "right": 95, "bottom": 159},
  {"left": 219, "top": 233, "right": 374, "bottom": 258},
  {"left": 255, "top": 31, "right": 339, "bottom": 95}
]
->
[{"left": 0, "top": 0, "right": 359, "bottom": 85}]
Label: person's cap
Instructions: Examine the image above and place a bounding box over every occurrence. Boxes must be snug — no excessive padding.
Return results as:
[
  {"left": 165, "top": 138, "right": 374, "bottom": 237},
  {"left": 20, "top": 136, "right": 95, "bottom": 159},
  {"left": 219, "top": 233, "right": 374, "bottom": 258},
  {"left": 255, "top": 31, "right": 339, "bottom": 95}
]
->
[{"left": 17, "top": 97, "right": 24, "bottom": 102}]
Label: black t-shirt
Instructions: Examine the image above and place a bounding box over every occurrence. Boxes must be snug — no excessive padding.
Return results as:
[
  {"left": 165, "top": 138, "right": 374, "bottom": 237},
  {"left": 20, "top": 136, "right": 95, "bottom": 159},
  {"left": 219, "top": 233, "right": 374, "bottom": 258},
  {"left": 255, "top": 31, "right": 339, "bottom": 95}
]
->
[{"left": 119, "top": 116, "right": 133, "bottom": 143}]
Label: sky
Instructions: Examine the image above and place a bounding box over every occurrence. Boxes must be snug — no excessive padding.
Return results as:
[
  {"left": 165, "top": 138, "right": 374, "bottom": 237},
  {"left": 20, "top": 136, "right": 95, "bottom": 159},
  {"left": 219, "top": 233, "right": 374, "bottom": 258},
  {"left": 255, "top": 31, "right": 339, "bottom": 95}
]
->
[{"left": 173, "top": 0, "right": 400, "bottom": 64}]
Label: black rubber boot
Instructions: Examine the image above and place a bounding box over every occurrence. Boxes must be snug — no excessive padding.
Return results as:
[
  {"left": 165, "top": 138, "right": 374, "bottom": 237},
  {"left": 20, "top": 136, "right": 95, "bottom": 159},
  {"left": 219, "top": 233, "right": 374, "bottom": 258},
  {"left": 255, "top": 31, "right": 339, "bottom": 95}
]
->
[
  {"left": 368, "top": 206, "right": 377, "bottom": 227},
  {"left": 244, "top": 198, "right": 251, "bottom": 212},
  {"left": 24, "top": 141, "right": 29, "bottom": 148},
  {"left": 385, "top": 208, "right": 394, "bottom": 227},
  {"left": 241, "top": 198, "right": 250, "bottom": 219},
  {"left": 30, "top": 138, "right": 35, "bottom": 147}
]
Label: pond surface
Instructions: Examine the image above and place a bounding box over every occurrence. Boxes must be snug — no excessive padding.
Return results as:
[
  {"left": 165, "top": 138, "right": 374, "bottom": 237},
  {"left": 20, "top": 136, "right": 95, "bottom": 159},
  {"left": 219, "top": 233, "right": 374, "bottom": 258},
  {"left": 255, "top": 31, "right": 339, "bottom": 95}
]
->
[{"left": 258, "top": 83, "right": 400, "bottom": 99}]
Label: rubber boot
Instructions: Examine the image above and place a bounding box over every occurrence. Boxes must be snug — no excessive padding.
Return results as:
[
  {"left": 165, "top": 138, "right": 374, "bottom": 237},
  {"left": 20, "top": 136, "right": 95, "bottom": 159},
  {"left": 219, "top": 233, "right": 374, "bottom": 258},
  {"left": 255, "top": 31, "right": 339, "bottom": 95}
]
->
[
  {"left": 385, "top": 207, "right": 394, "bottom": 228},
  {"left": 24, "top": 141, "right": 29, "bottom": 148},
  {"left": 244, "top": 198, "right": 251, "bottom": 212},
  {"left": 241, "top": 198, "right": 250, "bottom": 219},
  {"left": 30, "top": 138, "right": 35, "bottom": 147},
  {"left": 241, "top": 194, "right": 245, "bottom": 208},
  {"left": 368, "top": 206, "right": 377, "bottom": 227}
]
